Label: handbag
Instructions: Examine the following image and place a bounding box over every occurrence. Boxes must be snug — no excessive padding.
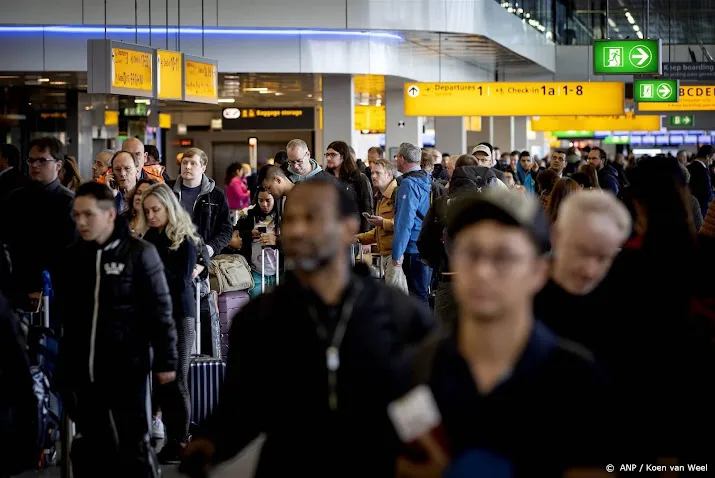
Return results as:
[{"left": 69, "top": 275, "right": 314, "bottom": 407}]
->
[{"left": 208, "top": 254, "right": 254, "bottom": 294}]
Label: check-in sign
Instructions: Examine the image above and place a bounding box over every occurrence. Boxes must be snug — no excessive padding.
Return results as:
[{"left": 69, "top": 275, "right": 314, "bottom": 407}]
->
[{"left": 404, "top": 82, "right": 624, "bottom": 116}]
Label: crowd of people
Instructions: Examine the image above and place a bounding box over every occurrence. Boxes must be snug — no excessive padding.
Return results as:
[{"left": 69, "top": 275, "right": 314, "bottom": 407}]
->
[{"left": 0, "top": 135, "right": 714, "bottom": 478}]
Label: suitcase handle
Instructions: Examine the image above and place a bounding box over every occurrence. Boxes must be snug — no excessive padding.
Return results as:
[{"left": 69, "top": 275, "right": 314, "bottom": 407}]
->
[{"left": 194, "top": 279, "right": 202, "bottom": 356}]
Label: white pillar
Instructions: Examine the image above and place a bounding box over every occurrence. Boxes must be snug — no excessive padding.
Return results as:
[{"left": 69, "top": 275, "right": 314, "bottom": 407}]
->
[
  {"left": 512, "top": 116, "right": 528, "bottom": 152},
  {"left": 322, "top": 75, "right": 356, "bottom": 158},
  {"left": 434, "top": 116, "right": 467, "bottom": 157},
  {"left": 386, "top": 88, "right": 421, "bottom": 157}
]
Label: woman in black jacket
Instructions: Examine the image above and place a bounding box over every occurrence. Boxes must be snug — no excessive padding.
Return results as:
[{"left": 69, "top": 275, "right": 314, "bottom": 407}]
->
[
  {"left": 139, "top": 183, "right": 202, "bottom": 463},
  {"left": 325, "top": 140, "right": 373, "bottom": 232}
]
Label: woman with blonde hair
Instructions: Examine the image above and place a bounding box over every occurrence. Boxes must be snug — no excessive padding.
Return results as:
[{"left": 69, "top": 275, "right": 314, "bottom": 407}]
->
[
  {"left": 138, "top": 182, "right": 201, "bottom": 463},
  {"left": 122, "top": 178, "right": 158, "bottom": 236}
]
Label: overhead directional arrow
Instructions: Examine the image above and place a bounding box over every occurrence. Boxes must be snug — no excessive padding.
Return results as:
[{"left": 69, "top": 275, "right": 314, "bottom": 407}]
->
[
  {"left": 407, "top": 85, "right": 420, "bottom": 97},
  {"left": 683, "top": 116, "right": 691, "bottom": 125},
  {"left": 631, "top": 47, "right": 650, "bottom": 66},
  {"left": 657, "top": 83, "right": 672, "bottom": 99}
]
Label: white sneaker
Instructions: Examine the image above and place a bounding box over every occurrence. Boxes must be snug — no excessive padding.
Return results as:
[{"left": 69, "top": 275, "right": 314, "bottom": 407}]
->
[{"left": 151, "top": 417, "right": 165, "bottom": 440}]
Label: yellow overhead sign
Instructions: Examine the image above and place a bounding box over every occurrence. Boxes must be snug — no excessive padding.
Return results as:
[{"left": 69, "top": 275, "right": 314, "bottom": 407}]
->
[
  {"left": 111, "top": 47, "right": 153, "bottom": 94},
  {"left": 404, "top": 82, "right": 625, "bottom": 116},
  {"left": 157, "top": 50, "right": 183, "bottom": 100},
  {"left": 639, "top": 85, "right": 715, "bottom": 111},
  {"left": 159, "top": 113, "right": 172, "bottom": 129},
  {"left": 354, "top": 105, "right": 386, "bottom": 133},
  {"left": 531, "top": 114, "right": 661, "bottom": 132},
  {"left": 467, "top": 116, "right": 482, "bottom": 131},
  {"left": 184, "top": 56, "right": 218, "bottom": 103},
  {"left": 104, "top": 110, "right": 119, "bottom": 126}
]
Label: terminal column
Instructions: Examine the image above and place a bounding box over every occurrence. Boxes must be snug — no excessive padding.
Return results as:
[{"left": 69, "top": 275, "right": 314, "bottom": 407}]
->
[
  {"left": 434, "top": 117, "right": 467, "bottom": 156},
  {"left": 492, "top": 117, "right": 528, "bottom": 152},
  {"left": 66, "top": 90, "right": 117, "bottom": 180},
  {"left": 385, "top": 88, "right": 421, "bottom": 156},
  {"left": 322, "top": 75, "right": 357, "bottom": 159}
]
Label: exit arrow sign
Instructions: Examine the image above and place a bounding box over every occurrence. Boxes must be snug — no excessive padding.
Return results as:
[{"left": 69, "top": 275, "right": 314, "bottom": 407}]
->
[
  {"left": 634, "top": 79, "right": 679, "bottom": 103},
  {"left": 593, "top": 39, "right": 662, "bottom": 75},
  {"left": 669, "top": 115, "right": 695, "bottom": 126}
]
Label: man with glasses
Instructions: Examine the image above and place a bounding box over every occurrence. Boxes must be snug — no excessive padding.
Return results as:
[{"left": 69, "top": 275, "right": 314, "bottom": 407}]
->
[
  {"left": 397, "top": 188, "right": 614, "bottom": 476},
  {"left": 1, "top": 137, "right": 77, "bottom": 307},
  {"left": 107, "top": 151, "right": 140, "bottom": 213},
  {"left": 285, "top": 139, "right": 336, "bottom": 183}
]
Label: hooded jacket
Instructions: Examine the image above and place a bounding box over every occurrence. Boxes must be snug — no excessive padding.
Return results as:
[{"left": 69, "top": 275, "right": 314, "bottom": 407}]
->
[
  {"left": 516, "top": 160, "right": 536, "bottom": 194},
  {"left": 598, "top": 164, "right": 620, "bottom": 196},
  {"left": 287, "top": 158, "right": 336, "bottom": 183},
  {"left": 56, "top": 217, "right": 177, "bottom": 391},
  {"left": 393, "top": 169, "right": 432, "bottom": 261},
  {"left": 170, "top": 175, "right": 233, "bottom": 257}
]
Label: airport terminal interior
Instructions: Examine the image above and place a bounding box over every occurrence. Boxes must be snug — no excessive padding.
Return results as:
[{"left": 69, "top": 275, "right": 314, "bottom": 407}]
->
[{"left": 2, "top": 0, "right": 715, "bottom": 477}]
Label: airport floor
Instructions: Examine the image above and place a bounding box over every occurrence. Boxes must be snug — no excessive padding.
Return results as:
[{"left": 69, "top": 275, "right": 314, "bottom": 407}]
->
[{"left": 16, "top": 437, "right": 263, "bottom": 478}]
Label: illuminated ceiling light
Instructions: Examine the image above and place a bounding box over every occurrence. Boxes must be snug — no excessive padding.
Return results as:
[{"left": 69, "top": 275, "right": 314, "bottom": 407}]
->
[
  {"left": 258, "top": 90, "right": 273, "bottom": 94},
  {"left": 0, "top": 75, "right": 19, "bottom": 79},
  {"left": 633, "top": 25, "right": 640, "bottom": 32},
  {"left": 0, "top": 25, "right": 404, "bottom": 41},
  {"left": 525, "top": 13, "right": 531, "bottom": 18},
  {"left": 134, "top": 98, "right": 150, "bottom": 104},
  {"left": 274, "top": 92, "right": 283, "bottom": 96},
  {"left": 244, "top": 87, "right": 268, "bottom": 92},
  {"left": 38, "top": 78, "right": 50, "bottom": 82},
  {"left": 507, "top": 7, "right": 514, "bottom": 13},
  {"left": 517, "top": 8, "right": 523, "bottom": 14},
  {"left": 49, "top": 81, "right": 67, "bottom": 85},
  {"left": 608, "top": 18, "right": 616, "bottom": 28},
  {"left": 626, "top": 15, "right": 635, "bottom": 24},
  {"left": 636, "top": 31, "right": 644, "bottom": 39},
  {"left": 307, "top": 94, "right": 313, "bottom": 98},
  {"left": 217, "top": 98, "right": 235, "bottom": 103}
]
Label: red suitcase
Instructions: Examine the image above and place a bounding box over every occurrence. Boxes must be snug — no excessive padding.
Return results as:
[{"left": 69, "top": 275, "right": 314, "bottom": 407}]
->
[{"left": 216, "top": 290, "right": 250, "bottom": 359}]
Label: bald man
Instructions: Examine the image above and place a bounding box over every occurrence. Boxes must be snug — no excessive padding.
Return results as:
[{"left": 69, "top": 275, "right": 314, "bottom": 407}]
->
[{"left": 122, "top": 138, "right": 148, "bottom": 180}]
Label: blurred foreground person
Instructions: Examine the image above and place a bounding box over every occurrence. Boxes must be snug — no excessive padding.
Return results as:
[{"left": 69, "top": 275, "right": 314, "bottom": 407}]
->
[
  {"left": 395, "top": 189, "right": 614, "bottom": 477},
  {"left": 181, "top": 178, "right": 433, "bottom": 478}
]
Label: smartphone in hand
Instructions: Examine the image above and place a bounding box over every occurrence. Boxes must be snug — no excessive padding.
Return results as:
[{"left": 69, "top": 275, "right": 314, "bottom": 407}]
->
[{"left": 362, "top": 212, "right": 372, "bottom": 219}]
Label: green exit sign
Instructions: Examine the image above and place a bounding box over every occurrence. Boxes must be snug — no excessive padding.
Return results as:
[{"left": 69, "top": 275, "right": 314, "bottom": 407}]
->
[
  {"left": 634, "top": 79, "right": 679, "bottom": 102},
  {"left": 669, "top": 115, "right": 694, "bottom": 126},
  {"left": 593, "top": 39, "right": 662, "bottom": 75}
]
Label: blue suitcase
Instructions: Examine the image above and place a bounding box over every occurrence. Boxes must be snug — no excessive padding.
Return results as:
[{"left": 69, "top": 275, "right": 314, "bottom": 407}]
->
[{"left": 188, "top": 283, "right": 226, "bottom": 430}]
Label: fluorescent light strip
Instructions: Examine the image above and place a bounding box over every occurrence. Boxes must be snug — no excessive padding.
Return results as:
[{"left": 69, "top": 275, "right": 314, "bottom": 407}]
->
[{"left": 0, "top": 25, "right": 403, "bottom": 40}]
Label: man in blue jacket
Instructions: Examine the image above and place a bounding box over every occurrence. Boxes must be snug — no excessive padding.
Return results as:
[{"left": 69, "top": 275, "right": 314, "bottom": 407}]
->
[{"left": 392, "top": 142, "right": 433, "bottom": 304}]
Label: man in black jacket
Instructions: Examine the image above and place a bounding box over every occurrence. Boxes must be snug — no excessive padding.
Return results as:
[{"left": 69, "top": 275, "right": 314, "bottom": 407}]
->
[
  {"left": 169, "top": 147, "right": 233, "bottom": 268},
  {"left": 181, "top": 178, "right": 434, "bottom": 478},
  {"left": 57, "top": 182, "right": 177, "bottom": 478},
  {"left": 1, "top": 137, "right": 76, "bottom": 309}
]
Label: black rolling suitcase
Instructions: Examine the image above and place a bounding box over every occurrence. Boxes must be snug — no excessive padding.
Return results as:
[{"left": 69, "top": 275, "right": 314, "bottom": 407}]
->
[{"left": 188, "top": 281, "right": 226, "bottom": 431}]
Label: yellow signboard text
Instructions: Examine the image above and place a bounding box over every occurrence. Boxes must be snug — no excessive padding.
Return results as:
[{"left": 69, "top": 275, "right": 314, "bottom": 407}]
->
[
  {"left": 157, "top": 50, "right": 183, "bottom": 100},
  {"left": 112, "top": 47, "right": 153, "bottom": 93},
  {"left": 639, "top": 86, "right": 715, "bottom": 111},
  {"left": 530, "top": 114, "right": 661, "bottom": 132},
  {"left": 404, "top": 82, "right": 625, "bottom": 116},
  {"left": 354, "top": 105, "right": 386, "bottom": 133},
  {"left": 185, "top": 60, "right": 217, "bottom": 100}
]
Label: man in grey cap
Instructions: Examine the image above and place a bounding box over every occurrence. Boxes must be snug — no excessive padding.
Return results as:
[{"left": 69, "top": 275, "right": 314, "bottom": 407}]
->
[
  {"left": 396, "top": 188, "right": 614, "bottom": 475},
  {"left": 472, "top": 144, "right": 508, "bottom": 184}
]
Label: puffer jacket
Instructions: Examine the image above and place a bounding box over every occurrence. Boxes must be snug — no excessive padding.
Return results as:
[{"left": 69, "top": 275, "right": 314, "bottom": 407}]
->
[
  {"left": 356, "top": 179, "right": 397, "bottom": 255},
  {"left": 57, "top": 217, "right": 177, "bottom": 390}
]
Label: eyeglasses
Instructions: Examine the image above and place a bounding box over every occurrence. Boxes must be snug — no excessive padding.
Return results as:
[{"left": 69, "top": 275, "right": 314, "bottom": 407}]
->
[
  {"left": 325, "top": 152, "right": 339, "bottom": 158},
  {"left": 287, "top": 151, "right": 309, "bottom": 165},
  {"left": 27, "top": 157, "right": 57, "bottom": 166}
]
